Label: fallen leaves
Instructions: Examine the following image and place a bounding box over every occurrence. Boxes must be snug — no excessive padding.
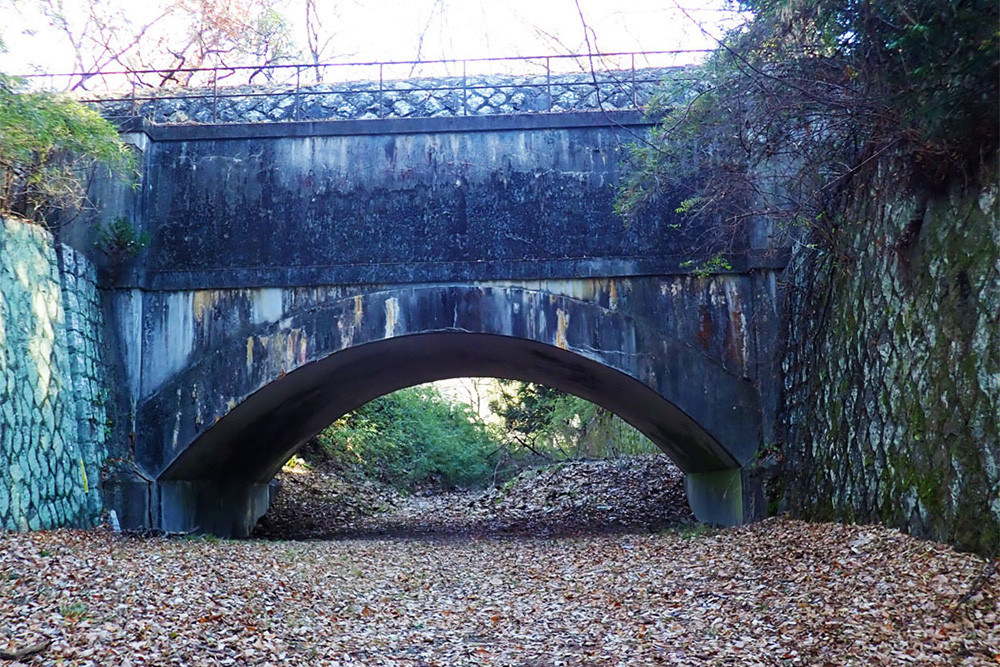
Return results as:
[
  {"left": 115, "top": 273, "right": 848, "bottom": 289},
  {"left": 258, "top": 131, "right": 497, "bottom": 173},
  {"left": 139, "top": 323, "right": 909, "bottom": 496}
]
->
[
  {"left": 0, "top": 458, "right": 997, "bottom": 665},
  {"left": 256, "top": 456, "right": 693, "bottom": 540}
]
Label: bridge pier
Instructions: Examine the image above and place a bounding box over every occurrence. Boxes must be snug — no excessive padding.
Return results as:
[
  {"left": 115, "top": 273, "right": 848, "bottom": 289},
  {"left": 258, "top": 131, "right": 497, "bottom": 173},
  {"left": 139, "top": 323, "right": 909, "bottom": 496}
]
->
[
  {"left": 686, "top": 469, "right": 745, "bottom": 527},
  {"left": 103, "top": 472, "right": 273, "bottom": 537},
  {"left": 157, "top": 481, "right": 274, "bottom": 537},
  {"left": 103, "top": 469, "right": 752, "bottom": 537},
  {"left": 104, "top": 465, "right": 755, "bottom": 538}
]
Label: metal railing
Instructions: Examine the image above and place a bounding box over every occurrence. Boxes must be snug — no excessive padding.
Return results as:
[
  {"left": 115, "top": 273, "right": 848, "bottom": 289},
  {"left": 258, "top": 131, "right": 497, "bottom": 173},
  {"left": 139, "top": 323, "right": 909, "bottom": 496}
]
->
[{"left": 19, "top": 50, "right": 709, "bottom": 123}]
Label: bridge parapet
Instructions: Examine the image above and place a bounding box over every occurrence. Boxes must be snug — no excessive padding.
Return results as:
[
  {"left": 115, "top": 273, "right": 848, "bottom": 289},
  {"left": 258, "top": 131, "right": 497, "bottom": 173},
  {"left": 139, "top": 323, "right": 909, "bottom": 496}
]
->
[{"left": 49, "top": 52, "right": 701, "bottom": 125}]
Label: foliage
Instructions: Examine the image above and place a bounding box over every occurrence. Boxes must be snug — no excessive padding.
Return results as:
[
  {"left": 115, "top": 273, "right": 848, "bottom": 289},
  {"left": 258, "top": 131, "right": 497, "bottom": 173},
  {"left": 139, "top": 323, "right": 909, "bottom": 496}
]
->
[
  {"left": 489, "top": 380, "right": 659, "bottom": 463},
  {"left": 27, "top": 0, "right": 300, "bottom": 89},
  {"left": 314, "top": 385, "right": 501, "bottom": 490},
  {"left": 488, "top": 381, "right": 561, "bottom": 448},
  {"left": 3, "top": 0, "right": 315, "bottom": 90},
  {"left": 680, "top": 254, "right": 733, "bottom": 278},
  {"left": 0, "top": 73, "right": 133, "bottom": 224},
  {"left": 313, "top": 380, "right": 658, "bottom": 491},
  {"left": 92, "top": 216, "right": 150, "bottom": 262},
  {"left": 617, "top": 0, "right": 999, "bottom": 254}
]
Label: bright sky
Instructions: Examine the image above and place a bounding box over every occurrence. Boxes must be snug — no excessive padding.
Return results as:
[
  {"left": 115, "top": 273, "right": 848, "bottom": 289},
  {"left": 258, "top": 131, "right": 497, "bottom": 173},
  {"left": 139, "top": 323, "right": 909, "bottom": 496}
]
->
[{"left": 1, "top": 0, "right": 744, "bottom": 81}]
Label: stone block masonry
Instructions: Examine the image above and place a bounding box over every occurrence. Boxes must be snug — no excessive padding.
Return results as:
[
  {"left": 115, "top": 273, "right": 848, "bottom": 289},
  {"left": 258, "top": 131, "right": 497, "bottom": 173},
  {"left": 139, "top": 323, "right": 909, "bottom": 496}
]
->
[
  {"left": 780, "top": 160, "right": 1000, "bottom": 555},
  {"left": 90, "top": 67, "right": 679, "bottom": 125},
  {"left": 0, "top": 217, "right": 109, "bottom": 531}
]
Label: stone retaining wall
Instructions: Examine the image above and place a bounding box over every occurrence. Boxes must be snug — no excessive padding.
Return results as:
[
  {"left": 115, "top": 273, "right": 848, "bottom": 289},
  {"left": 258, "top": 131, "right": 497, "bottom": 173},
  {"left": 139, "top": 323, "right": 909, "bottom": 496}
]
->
[
  {"left": 0, "top": 217, "right": 109, "bottom": 530},
  {"left": 780, "top": 161, "right": 1000, "bottom": 555},
  {"left": 92, "top": 67, "right": 681, "bottom": 124}
]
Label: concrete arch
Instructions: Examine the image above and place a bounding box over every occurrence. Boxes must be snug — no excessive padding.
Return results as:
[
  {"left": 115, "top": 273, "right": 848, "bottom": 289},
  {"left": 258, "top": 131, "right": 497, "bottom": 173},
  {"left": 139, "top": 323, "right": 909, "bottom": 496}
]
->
[{"left": 135, "top": 285, "right": 761, "bottom": 535}]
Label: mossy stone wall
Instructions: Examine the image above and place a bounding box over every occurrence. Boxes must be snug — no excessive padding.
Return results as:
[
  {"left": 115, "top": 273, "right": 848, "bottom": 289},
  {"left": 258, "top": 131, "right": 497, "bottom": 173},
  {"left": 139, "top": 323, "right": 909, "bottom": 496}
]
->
[{"left": 781, "top": 161, "right": 999, "bottom": 555}]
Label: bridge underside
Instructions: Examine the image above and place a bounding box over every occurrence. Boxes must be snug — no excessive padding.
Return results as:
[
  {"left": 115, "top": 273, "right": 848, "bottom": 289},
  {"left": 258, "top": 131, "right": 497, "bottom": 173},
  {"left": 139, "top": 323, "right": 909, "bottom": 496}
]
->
[
  {"left": 103, "top": 281, "right": 766, "bottom": 536},
  {"left": 140, "top": 332, "right": 750, "bottom": 536},
  {"left": 162, "top": 332, "right": 739, "bottom": 483}
]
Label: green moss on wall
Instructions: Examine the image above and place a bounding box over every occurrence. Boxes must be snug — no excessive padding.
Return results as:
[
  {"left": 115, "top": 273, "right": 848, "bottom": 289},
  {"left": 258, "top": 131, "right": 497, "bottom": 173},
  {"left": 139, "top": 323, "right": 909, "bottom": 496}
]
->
[{"left": 780, "top": 159, "right": 1000, "bottom": 556}]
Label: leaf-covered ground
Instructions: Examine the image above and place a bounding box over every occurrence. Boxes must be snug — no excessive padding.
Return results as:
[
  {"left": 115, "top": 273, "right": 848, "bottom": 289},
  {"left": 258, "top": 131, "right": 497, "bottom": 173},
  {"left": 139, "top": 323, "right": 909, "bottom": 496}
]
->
[
  {"left": 1, "top": 458, "right": 997, "bottom": 665},
  {"left": 254, "top": 456, "right": 693, "bottom": 540}
]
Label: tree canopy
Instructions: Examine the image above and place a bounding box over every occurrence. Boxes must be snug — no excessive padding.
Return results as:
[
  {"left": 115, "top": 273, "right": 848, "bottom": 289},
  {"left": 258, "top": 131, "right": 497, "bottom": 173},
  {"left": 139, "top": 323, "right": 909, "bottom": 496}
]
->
[
  {"left": 0, "top": 73, "right": 132, "bottom": 224},
  {"left": 617, "top": 0, "right": 999, "bottom": 250},
  {"left": 7, "top": 0, "right": 302, "bottom": 89}
]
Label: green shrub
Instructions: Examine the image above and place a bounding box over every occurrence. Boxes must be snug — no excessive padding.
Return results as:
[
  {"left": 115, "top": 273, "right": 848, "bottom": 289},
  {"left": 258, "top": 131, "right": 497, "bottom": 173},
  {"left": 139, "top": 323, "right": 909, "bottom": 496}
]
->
[
  {"left": 93, "top": 216, "right": 150, "bottom": 262},
  {"left": 0, "top": 73, "right": 134, "bottom": 225},
  {"left": 490, "top": 381, "right": 660, "bottom": 462},
  {"left": 315, "top": 385, "right": 501, "bottom": 490}
]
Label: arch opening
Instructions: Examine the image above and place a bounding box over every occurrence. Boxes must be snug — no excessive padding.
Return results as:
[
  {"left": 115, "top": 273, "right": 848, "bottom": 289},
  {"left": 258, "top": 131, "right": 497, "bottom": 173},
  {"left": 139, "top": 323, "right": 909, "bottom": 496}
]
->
[
  {"left": 160, "top": 332, "right": 738, "bottom": 485},
  {"left": 131, "top": 278, "right": 761, "bottom": 536}
]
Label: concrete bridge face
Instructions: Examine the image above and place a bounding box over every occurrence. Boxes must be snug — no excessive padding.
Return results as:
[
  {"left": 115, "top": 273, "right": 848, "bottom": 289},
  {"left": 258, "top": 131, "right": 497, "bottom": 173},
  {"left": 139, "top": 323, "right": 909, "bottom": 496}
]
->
[{"left": 97, "top": 111, "right": 783, "bottom": 536}]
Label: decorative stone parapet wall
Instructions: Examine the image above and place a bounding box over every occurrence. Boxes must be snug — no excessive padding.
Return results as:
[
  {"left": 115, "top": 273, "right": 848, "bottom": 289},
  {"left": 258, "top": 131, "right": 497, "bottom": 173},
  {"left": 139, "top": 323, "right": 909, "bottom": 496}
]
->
[
  {"left": 91, "top": 67, "right": 680, "bottom": 124},
  {"left": 780, "top": 161, "right": 1000, "bottom": 555},
  {"left": 0, "top": 217, "right": 108, "bottom": 530}
]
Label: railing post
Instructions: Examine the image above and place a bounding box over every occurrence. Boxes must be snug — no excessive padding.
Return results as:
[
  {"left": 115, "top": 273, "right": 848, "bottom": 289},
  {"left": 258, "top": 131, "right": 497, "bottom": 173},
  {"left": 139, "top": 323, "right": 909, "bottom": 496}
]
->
[
  {"left": 212, "top": 68, "right": 219, "bottom": 123},
  {"left": 631, "top": 53, "right": 637, "bottom": 108},
  {"left": 294, "top": 66, "right": 301, "bottom": 121},
  {"left": 462, "top": 60, "right": 467, "bottom": 116},
  {"left": 378, "top": 63, "right": 384, "bottom": 118},
  {"left": 545, "top": 56, "right": 552, "bottom": 111}
]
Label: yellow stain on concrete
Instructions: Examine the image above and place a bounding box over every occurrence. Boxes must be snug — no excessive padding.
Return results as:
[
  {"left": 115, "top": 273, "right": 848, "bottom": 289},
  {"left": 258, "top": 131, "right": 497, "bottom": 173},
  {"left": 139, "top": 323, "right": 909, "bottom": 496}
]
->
[
  {"left": 192, "top": 290, "right": 223, "bottom": 324},
  {"left": 246, "top": 337, "right": 254, "bottom": 375},
  {"left": 555, "top": 308, "right": 569, "bottom": 350},
  {"left": 353, "top": 295, "right": 364, "bottom": 328}
]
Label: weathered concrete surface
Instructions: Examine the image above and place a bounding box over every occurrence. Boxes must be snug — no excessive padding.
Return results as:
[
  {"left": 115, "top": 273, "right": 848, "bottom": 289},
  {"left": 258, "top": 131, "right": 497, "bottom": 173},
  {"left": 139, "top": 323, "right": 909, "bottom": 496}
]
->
[
  {"left": 125, "top": 278, "right": 772, "bottom": 536},
  {"left": 128, "top": 112, "right": 771, "bottom": 291},
  {"left": 144, "top": 285, "right": 760, "bottom": 478},
  {"left": 0, "top": 217, "right": 109, "bottom": 531},
  {"left": 781, "top": 160, "right": 1000, "bottom": 555},
  {"left": 686, "top": 470, "right": 745, "bottom": 527},
  {"left": 79, "top": 111, "right": 785, "bottom": 536}
]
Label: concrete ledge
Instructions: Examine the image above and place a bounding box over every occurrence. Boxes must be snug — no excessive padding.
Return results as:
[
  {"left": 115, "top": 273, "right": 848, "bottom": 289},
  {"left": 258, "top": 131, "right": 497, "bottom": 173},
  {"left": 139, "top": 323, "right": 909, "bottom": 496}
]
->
[
  {"left": 132, "top": 251, "right": 791, "bottom": 291},
  {"left": 143, "top": 109, "right": 655, "bottom": 142}
]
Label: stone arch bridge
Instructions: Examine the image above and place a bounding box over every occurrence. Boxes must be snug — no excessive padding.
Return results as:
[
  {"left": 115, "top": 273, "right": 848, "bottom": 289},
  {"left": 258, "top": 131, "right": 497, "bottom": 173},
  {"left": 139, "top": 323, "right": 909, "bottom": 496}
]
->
[{"left": 79, "top": 93, "right": 787, "bottom": 536}]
